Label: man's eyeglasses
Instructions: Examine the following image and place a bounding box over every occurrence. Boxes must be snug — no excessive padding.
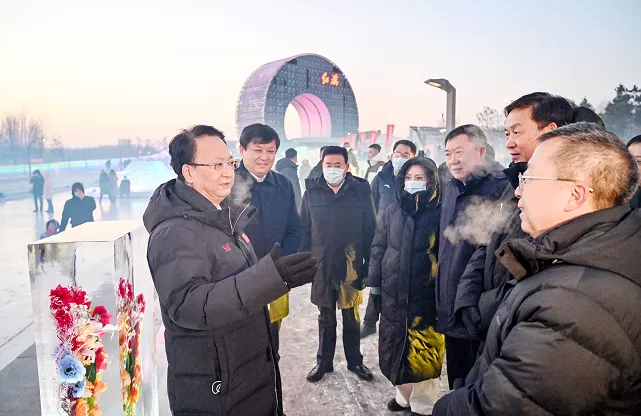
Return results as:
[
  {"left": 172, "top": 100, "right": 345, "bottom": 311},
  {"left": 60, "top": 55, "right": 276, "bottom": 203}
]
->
[
  {"left": 189, "top": 159, "right": 241, "bottom": 171},
  {"left": 518, "top": 173, "right": 594, "bottom": 193}
]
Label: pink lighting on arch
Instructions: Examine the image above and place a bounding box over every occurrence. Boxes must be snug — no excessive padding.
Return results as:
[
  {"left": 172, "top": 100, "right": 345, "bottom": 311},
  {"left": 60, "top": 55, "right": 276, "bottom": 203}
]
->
[{"left": 289, "top": 93, "right": 332, "bottom": 137}]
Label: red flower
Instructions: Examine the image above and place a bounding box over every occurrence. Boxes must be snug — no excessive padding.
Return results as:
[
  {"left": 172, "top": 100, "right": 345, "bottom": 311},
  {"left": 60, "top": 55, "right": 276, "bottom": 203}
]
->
[
  {"left": 95, "top": 347, "right": 107, "bottom": 371},
  {"left": 136, "top": 294, "right": 146, "bottom": 313},
  {"left": 92, "top": 306, "right": 112, "bottom": 326}
]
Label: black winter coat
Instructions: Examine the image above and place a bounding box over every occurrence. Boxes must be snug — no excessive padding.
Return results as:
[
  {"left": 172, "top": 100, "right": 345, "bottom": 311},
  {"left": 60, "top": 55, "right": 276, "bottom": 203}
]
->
[
  {"left": 453, "top": 163, "right": 528, "bottom": 339},
  {"left": 300, "top": 173, "right": 377, "bottom": 308},
  {"left": 433, "top": 205, "right": 641, "bottom": 415},
  {"left": 30, "top": 174, "right": 45, "bottom": 196},
  {"left": 275, "top": 158, "right": 302, "bottom": 208},
  {"left": 368, "top": 157, "right": 443, "bottom": 385},
  {"left": 60, "top": 195, "right": 96, "bottom": 231},
  {"left": 306, "top": 161, "right": 323, "bottom": 183},
  {"left": 233, "top": 163, "right": 302, "bottom": 258},
  {"left": 371, "top": 161, "right": 396, "bottom": 213},
  {"left": 144, "top": 179, "right": 288, "bottom": 416},
  {"left": 435, "top": 163, "right": 508, "bottom": 338}
]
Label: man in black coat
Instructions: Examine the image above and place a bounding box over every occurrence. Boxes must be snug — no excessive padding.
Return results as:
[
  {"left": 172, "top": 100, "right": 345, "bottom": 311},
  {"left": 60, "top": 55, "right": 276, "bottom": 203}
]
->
[
  {"left": 627, "top": 135, "right": 641, "bottom": 209},
  {"left": 361, "top": 140, "right": 417, "bottom": 339},
  {"left": 433, "top": 122, "right": 641, "bottom": 415},
  {"left": 300, "top": 146, "right": 377, "bottom": 383},
  {"left": 30, "top": 170, "right": 45, "bottom": 212},
  {"left": 436, "top": 125, "right": 507, "bottom": 389},
  {"left": 275, "top": 147, "right": 302, "bottom": 208},
  {"left": 454, "top": 93, "right": 575, "bottom": 341},
  {"left": 144, "top": 125, "right": 317, "bottom": 416},
  {"left": 234, "top": 124, "right": 302, "bottom": 358},
  {"left": 370, "top": 140, "right": 417, "bottom": 214},
  {"left": 59, "top": 182, "right": 96, "bottom": 231},
  {"left": 306, "top": 146, "right": 327, "bottom": 184}
]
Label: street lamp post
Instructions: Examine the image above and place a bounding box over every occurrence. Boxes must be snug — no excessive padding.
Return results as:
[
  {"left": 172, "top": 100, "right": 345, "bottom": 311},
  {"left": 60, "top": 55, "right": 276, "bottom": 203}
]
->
[{"left": 425, "top": 78, "right": 456, "bottom": 133}]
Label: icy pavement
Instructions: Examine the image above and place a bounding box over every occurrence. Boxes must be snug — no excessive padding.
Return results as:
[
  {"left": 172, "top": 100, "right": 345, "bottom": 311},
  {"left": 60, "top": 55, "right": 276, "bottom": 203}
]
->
[
  {"left": 0, "top": 191, "right": 450, "bottom": 415},
  {"left": 0, "top": 192, "right": 149, "bottom": 370}
]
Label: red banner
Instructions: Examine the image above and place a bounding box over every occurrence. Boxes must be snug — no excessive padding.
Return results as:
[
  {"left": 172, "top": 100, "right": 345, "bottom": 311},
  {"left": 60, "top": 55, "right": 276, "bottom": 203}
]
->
[
  {"left": 370, "top": 130, "right": 379, "bottom": 145},
  {"left": 359, "top": 132, "right": 367, "bottom": 145},
  {"left": 350, "top": 134, "right": 357, "bottom": 149},
  {"left": 339, "top": 137, "right": 346, "bottom": 147},
  {"left": 385, "top": 125, "right": 395, "bottom": 150}
]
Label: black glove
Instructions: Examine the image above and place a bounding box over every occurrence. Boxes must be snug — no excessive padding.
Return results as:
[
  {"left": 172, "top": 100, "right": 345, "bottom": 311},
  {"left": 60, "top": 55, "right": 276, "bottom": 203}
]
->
[
  {"left": 269, "top": 243, "right": 318, "bottom": 289},
  {"left": 351, "top": 279, "right": 365, "bottom": 290},
  {"left": 371, "top": 293, "right": 382, "bottom": 313},
  {"left": 461, "top": 306, "right": 482, "bottom": 337}
]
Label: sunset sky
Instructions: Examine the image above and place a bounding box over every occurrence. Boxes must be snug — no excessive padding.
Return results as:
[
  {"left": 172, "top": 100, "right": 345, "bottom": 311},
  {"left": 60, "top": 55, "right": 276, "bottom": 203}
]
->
[{"left": 1, "top": 0, "right": 640, "bottom": 147}]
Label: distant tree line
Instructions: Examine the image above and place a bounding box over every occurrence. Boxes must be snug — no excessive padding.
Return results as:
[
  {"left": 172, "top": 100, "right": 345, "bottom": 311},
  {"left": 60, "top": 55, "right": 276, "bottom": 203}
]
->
[{"left": 0, "top": 113, "right": 167, "bottom": 166}]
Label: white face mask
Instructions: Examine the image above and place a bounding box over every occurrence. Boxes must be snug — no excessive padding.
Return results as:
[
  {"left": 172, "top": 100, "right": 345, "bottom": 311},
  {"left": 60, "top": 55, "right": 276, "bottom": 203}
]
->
[
  {"left": 404, "top": 180, "right": 427, "bottom": 195},
  {"left": 392, "top": 157, "right": 409, "bottom": 174},
  {"left": 323, "top": 167, "right": 345, "bottom": 185}
]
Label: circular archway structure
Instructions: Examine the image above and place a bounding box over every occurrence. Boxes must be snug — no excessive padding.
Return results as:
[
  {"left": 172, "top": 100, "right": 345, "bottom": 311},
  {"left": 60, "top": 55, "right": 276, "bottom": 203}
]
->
[{"left": 236, "top": 54, "right": 359, "bottom": 140}]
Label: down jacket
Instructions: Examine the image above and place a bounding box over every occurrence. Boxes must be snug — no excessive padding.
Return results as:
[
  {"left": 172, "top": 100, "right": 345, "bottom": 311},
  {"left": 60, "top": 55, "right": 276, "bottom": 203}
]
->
[
  {"left": 144, "top": 179, "right": 288, "bottom": 416},
  {"left": 300, "top": 173, "right": 377, "bottom": 308},
  {"left": 435, "top": 163, "right": 507, "bottom": 338},
  {"left": 368, "top": 157, "right": 445, "bottom": 385},
  {"left": 433, "top": 205, "right": 641, "bottom": 415},
  {"left": 453, "top": 163, "right": 528, "bottom": 338}
]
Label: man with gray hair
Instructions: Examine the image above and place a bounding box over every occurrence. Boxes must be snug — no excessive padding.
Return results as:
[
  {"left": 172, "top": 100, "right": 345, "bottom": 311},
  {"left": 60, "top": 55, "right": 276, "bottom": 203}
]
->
[
  {"left": 433, "top": 122, "right": 641, "bottom": 415},
  {"left": 436, "top": 124, "right": 507, "bottom": 389}
]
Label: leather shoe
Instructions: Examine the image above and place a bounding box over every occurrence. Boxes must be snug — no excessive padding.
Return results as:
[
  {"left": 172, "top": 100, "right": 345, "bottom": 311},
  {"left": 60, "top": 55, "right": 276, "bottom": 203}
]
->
[
  {"left": 387, "top": 398, "right": 408, "bottom": 412},
  {"left": 306, "top": 363, "right": 333, "bottom": 382},
  {"left": 360, "top": 324, "right": 376, "bottom": 339},
  {"left": 347, "top": 364, "right": 373, "bottom": 381}
]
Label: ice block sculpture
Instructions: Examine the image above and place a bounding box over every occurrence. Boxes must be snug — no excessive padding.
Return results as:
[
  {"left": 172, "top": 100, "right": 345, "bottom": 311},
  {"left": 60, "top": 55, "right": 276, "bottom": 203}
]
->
[{"left": 28, "top": 220, "right": 159, "bottom": 416}]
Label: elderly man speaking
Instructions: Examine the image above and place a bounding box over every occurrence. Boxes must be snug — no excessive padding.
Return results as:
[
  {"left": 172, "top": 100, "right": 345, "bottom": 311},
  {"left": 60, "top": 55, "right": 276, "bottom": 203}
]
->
[
  {"left": 433, "top": 122, "right": 641, "bottom": 415},
  {"left": 144, "top": 125, "right": 318, "bottom": 416}
]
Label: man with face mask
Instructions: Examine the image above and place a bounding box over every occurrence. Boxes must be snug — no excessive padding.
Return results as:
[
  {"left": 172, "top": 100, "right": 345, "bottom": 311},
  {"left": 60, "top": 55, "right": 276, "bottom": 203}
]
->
[
  {"left": 300, "top": 146, "right": 377, "bottom": 383},
  {"left": 361, "top": 140, "right": 417, "bottom": 339}
]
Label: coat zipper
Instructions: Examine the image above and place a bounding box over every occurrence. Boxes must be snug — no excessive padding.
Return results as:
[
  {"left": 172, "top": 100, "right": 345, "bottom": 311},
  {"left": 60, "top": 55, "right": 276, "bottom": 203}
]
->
[{"left": 231, "top": 203, "right": 250, "bottom": 234}]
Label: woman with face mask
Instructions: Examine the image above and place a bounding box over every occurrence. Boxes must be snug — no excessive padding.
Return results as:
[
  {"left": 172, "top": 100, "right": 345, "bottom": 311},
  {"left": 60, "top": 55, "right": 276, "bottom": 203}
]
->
[{"left": 366, "top": 157, "right": 445, "bottom": 416}]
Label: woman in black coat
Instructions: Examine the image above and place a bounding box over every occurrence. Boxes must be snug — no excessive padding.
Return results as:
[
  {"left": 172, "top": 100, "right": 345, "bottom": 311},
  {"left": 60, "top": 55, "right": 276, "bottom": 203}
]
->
[{"left": 368, "top": 157, "right": 445, "bottom": 416}]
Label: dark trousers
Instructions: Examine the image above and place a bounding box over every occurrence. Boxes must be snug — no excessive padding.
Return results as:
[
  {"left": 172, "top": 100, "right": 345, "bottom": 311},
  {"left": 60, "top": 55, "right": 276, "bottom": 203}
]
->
[
  {"left": 317, "top": 306, "right": 362, "bottom": 367},
  {"left": 33, "top": 194, "right": 43, "bottom": 211},
  {"left": 445, "top": 336, "right": 481, "bottom": 390},
  {"left": 270, "top": 321, "right": 280, "bottom": 362},
  {"left": 362, "top": 292, "right": 380, "bottom": 327},
  {"left": 46, "top": 199, "right": 53, "bottom": 212}
]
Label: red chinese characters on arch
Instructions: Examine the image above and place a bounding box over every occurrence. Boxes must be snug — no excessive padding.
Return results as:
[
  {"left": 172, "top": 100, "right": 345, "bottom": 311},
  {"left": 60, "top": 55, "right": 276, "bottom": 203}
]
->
[{"left": 321, "top": 72, "right": 341, "bottom": 87}]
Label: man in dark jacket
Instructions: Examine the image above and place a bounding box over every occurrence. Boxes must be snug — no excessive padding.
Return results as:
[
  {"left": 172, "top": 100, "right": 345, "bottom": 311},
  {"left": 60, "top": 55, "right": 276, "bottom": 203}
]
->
[
  {"left": 361, "top": 139, "right": 417, "bottom": 339},
  {"left": 30, "top": 170, "right": 45, "bottom": 212},
  {"left": 306, "top": 146, "right": 327, "bottom": 184},
  {"left": 59, "top": 182, "right": 96, "bottom": 231},
  {"left": 454, "top": 93, "right": 575, "bottom": 341},
  {"left": 434, "top": 122, "right": 641, "bottom": 415},
  {"left": 300, "top": 146, "right": 377, "bottom": 383},
  {"left": 627, "top": 135, "right": 641, "bottom": 209},
  {"left": 235, "top": 124, "right": 302, "bottom": 358},
  {"left": 144, "top": 125, "right": 317, "bottom": 416},
  {"left": 275, "top": 147, "right": 302, "bottom": 208},
  {"left": 436, "top": 125, "right": 507, "bottom": 389}
]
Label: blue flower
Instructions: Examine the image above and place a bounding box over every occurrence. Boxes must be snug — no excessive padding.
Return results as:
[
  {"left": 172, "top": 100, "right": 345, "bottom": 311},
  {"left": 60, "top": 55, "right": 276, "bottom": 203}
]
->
[
  {"left": 56, "top": 354, "right": 86, "bottom": 384},
  {"left": 72, "top": 380, "right": 86, "bottom": 398}
]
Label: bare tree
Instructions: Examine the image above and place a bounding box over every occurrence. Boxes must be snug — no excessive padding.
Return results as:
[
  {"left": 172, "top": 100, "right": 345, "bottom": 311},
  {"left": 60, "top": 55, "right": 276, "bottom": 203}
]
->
[{"left": 1, "top": 115, "right": 22, "bottom": 164}]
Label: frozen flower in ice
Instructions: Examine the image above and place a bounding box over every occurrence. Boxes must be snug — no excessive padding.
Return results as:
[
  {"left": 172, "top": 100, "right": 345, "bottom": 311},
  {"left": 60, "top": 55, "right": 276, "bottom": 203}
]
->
[
  {"left": 92, "top": 305, "right": 112, "bottom": 327},
  {"left": 72, "top": 379, "right": 86, "bottom": 398},
  {"left": 57, "top": 354, "right": 86, "bottom": 383}
]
